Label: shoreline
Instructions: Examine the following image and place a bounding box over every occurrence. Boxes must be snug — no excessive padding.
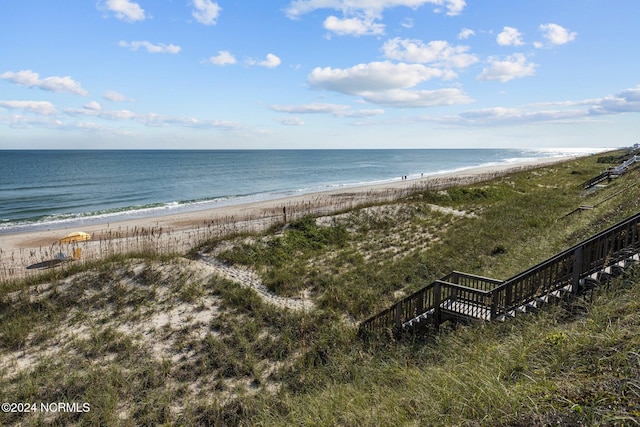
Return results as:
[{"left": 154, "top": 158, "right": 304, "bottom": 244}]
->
[{"left": 0, "top": 155, "right": 580, "bottom": 279}]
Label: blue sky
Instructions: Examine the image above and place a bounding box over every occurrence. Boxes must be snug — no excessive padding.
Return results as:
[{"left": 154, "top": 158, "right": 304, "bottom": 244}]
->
[{"left": 1, "top": 0, "right": 638, "bottom": 149}]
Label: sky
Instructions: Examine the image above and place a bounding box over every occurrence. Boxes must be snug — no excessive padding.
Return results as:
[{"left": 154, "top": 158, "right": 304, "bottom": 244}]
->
[{"left": 0, "top": 0, "right": 639, "bottom": 149}]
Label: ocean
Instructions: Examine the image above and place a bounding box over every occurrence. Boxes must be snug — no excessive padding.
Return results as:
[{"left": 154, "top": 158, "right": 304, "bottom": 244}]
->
[{"left": 0, "top": 148, "right": 604, "bottom": 234}]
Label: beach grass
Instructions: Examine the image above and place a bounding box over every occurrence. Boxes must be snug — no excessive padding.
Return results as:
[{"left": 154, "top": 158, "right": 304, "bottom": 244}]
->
[{"left": 1, "top": 150, "right": 640, "bottom": 425}]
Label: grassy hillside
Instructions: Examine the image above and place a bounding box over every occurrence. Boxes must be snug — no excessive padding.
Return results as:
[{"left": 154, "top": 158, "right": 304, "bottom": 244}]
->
[{"left": 1, "top": 150, "right": 640, "bottom": 426}]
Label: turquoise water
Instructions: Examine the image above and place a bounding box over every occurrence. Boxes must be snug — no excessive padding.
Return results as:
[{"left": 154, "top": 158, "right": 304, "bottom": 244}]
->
[{"left": 0, "top": 149, "right": 600, "bottom": 233}]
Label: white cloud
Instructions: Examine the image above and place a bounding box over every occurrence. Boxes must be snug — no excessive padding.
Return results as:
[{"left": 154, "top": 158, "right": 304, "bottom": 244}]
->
[
  {"left": 270, "top": 103, "right": 384, "bottom": 117},
  {"left": 458, "top": 28, "right": 475, "bottom": 40},
  {"left": 308, "top": 61, "right": 473, "bottom": 107},
  {"left": 271, "top": 103, "right": 350, "bottom": 114},
  {"left": 247, "top": 53, "right": 281, "bottom": 68},
  {"left": 139, "top": 113, "right": 243, "bottom": 129},
  {"left": 497, "top": 26, "right": 524, "bottom": 46},
  {"left": 382, "top": 38, "right": 478, "bottom": 68},
  {"left": 339, "top": 108, "right": 386, "bottom": 118},
  {"left": 401, "top": 18, "right": 414, "bottom": 29},
  {"left": 192, "top": 0, "right": 222, "bottom": 25},
  {"left": 276, "top": 116, "right": 305, "bottom": 126},
  {"left": 433, "top": 0, "right": 465, "bottom": 16},
  {"left": 0, "top": 70, "right": 88, "bottom": 96},
  {"left": 538, "top": 23, "right": 577, "bottom": 46},
  {"left": 285, "top": 0, "right": 467, "bottom": 27},
  {"left": 458, "top": 107, "right": 585, "bottom": 125},
  {"left": 119, "top": 41, "right": 181, "bottom": 54},
  {"left": 99, "top": 0, "right": 146, "bottom": 22},
  {"left": 360, "top": 88, "right": 473, "bottom": 107},
  {"left": 477, "top": 54, "right": 537, "bottom": 82},
  {"left": 423, "top": 86, "right": 640, "bottom": 127},
  {"left": 0, "top": 100, "right": 57, "bottom": 115},
  {"left": 65, "top": 106, "right": 136, "bottom": 120},
  {"left": 64, "top": 105, "right": 245, "bottom": 130},
  {"left": 0, "top": 98, "right": 252, "bottom": 133},
  {"left": 83, "top": 101, "right": 102, "bottom": 111},
  {"left": 309, "top": 61, "right": 447, "bottom": 94},
  {"left": 0, "top": 115, "right": 62, "bottom": 130},
  {"left": 323, "top": 15, "right": 385, "bottom": 36},
  {"left": 103, "top": 91, "right": 129, "bottom": 102},
  {"left": 207, "top": 50, "right": 237, "bottom": 66},
  {"left": 588, "top": 86, "right": 640, "bottom": 115}
]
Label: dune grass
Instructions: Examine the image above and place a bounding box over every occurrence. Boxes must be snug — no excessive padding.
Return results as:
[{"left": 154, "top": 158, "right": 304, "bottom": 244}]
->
[{"left": 1, "top": 150, "right": 640, "bottom": 425}]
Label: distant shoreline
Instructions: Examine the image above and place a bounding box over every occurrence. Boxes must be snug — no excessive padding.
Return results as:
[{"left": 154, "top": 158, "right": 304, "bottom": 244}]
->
[
  {"left": 0, "top": 149, "right": 604, "bottom": 236},
  {"left": 0, "top": 155, "right": 586, "bottom": 280}
]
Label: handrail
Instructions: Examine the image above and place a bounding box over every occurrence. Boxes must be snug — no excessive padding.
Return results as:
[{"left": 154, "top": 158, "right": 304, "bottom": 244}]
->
[
  {"left": 437, "top": 280, "right": 492, "bottom": 297},
  {"left": 489, "top": 211, "right": 640, "bottom": 317},
  {"left": 497, "top": 211, "right": 640, "bottom": 291},
  {"left": 582, "top": 154, "right": 639, "bottom": 189},
  {"left": 442, "top": 271, "right": 503, "bottom": 291},
  {"left": 360, "top": 210, "right": 640, "bottom": 337}
]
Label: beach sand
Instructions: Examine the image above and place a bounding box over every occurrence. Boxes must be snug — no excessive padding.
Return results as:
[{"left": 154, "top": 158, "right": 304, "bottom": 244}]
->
[{"left": 0, "top": 156, "right": 578, "bottom": 279}]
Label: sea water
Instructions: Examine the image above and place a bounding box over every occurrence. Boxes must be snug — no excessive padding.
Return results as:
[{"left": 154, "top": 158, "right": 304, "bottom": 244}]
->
[{"left": 0, "top": 148, "right": 605, "bottom": 234}]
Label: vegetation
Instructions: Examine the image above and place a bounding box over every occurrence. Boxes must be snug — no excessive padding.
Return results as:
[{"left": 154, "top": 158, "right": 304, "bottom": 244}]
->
[{"left": 1, "top": 150, "right": 640, "bottom": 425}]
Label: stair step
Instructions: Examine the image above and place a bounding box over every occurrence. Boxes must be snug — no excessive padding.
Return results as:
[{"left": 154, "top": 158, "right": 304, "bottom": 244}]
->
[
  {"left": 402, "top": 310, "right": 435, "bottom": 329},
  {"left": 526, "top": 301, "right": 539, "bottom": 310}
]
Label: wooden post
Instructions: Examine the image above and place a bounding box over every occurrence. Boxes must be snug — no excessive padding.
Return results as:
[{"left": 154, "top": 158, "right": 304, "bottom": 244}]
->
[
  {"left": 434, "top": 281, "right": 441, "bottom": 330},
  {"left": 490, "top": 291, "right": 497, "bottom": 321},
  {"left": 283, "top": 206, "right": 287, "bottom": 223},
  {"left": 571, "top": 246, "right": 583, "bottom": 295}
]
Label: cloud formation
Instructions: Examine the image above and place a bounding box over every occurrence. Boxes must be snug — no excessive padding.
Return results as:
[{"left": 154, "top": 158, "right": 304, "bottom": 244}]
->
[
  {"left": 103, "top": 91, "right": 130, "bottom": 102},
  {"left": 287, "top": 0, "right": 467, "bottom": 17},
  {"left": 270, "top": 103, "right": 384, "bottom": 118},
  {"left": 588, "top": 86, "right": 640, "bottom": 115},
  {"left": 99, "top": 0, "right": 146, "bottom": 22},
  {"left": 64, "top": 104, "right": 244, "bottom": 130},
  {"left": 276, "top": 116, "right": 305, "bottom": 126},
  {"left": 207, "top": 51, "right": 237, "bottom": 66},
  {"left": 309, "top": 61, "right": 446, "bottom": 93},
  {"left": 538, "top": 23, "right": 577, "bottom": 46},
  {"left": 0, "top": 70, "right": 88, "bottom": 96},
  {"left": 382, "top": 38, "right": 478, "bottom": 69},
  {"left": 286, "top": 0, "right": 466, "bottom": 37},
  {"left": 364, "top": 88, "right": 473, "bottom": 108},
  {"left": 308, "top": 61, "right": 473, "bottom": 107},
  {"left": 83, "top": 101, "right": 102, "bottom": 111},
  {"left": 323, "top": 15, "right": 385, "bottom": 36},
  {"left": 192, "top": 0, "right": 222, "bottom": 25},
  {"left": 497, "top": 26, "right": 524, "bottom": 46},
  {"left": 424, "top": 85, "right": 640, "bottom": 127},
  {"left": 0, "top": 100, "right": 57, "bottom": 116},
  {"left": 247, "top": 53, "right": 281, "bottom": 68},
  {"left": 458, "top": 28, "right": 475, "bottom": 40},
  {"left": 477, "top": 54, "right": 537, "bottom": 82},
  {"left": 119, "top": 41, "right": 181, "bottom": 54}
]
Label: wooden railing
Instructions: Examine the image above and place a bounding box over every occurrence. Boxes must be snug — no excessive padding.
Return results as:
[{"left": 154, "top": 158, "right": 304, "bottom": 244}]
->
[
  {"left": 581, "top": 154, "right": 639, "bottom": 189},
  {"left": 441, "top": 271, "right": 503, "bottom": 292},
  {"left": 359, "top": 211, "right": 640, "bottom": 337}
]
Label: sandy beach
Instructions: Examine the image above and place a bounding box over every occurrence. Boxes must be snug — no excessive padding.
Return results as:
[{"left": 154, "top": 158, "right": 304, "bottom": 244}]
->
[{"left": 0, "top": 156, "right": 578, "bottom": 279}]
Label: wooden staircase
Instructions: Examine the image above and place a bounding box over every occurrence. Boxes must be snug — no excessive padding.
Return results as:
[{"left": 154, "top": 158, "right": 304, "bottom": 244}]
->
[{"left": 359, "top": 211, "right": 640, "bottom": 337}]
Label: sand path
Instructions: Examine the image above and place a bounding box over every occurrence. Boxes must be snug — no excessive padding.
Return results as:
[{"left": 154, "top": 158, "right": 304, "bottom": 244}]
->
[{"left": 197, "top": 250, "right": 314, "bottom": 311}]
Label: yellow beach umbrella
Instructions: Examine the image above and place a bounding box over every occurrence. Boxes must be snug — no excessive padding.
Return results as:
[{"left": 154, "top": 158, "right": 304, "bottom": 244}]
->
[{"left": 59, "top": 231, "right": 91, "bottom": 244}]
